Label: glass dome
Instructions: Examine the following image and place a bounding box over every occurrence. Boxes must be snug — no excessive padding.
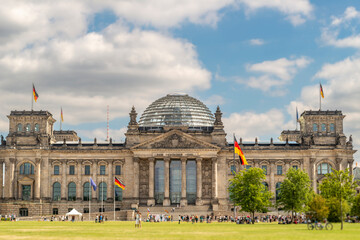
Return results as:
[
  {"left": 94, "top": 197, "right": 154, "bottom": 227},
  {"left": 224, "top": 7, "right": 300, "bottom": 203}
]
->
[{"left": 139, "top": 94, "right": 215, "bottom": 127}]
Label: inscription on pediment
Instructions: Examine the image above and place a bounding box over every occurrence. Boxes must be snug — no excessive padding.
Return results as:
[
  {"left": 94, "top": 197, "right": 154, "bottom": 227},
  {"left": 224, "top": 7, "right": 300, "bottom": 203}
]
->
[{"left": 149, "top": 134, "right": 206, "bottom": 149}]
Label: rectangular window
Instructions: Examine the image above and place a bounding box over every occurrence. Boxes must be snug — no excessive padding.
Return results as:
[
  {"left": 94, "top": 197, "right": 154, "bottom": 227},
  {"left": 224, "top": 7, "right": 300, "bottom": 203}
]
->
[
  {"left": 83, "top": 208, "right": 89, "bottom": 214},
  {"left": 52, "top": 208, "right": 58, "bottom": 215},
  {"left": 99, "top": 207, "right": 105, "bottom": 212},
  {"left": 230, "top": 165, "right": 236, "bottom": 174},
  {"left": 277, "top": 165, "right": 283, "bottom": 175},
  {"left": 85, "top": 165, "right": 91, "bottom": 175},
  {"left": 54, "top": 165, "right": 59, "bottom": 175},
  {"left": 293, "top": 165, "right": 298, "bottom": 170},
  {"left": 69, "top": 165, "right": 75, "bottom": 175},
  {"left": 261, "top": 165, "right": 267, "bottom": 175},
  {"left": 115, "top": 165, "right": 121, "bottom": 175},
  {"left": 100, "top": 165, "right": 106, "bottom": 175},
  {"left": 19, "top": 208, "right": 28, "bottom": 217},
  {"left": 245, "top": 165, "right": 252, "bottom": 170}
]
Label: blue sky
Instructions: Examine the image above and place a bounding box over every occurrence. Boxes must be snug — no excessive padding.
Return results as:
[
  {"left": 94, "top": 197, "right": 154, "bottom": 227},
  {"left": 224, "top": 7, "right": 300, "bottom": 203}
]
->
[{"left": 0, "top": 0, "right": 359, "bottom": 162}]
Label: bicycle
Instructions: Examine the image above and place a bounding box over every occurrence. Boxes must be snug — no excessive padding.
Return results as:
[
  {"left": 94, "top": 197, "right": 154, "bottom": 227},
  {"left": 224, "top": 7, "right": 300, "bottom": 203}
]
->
[
  {"left": 315, "top": 220, "right": 333, "bottom": 230},
  {"left": 307, "top": 221, "right": 314, "bottom": 230}
]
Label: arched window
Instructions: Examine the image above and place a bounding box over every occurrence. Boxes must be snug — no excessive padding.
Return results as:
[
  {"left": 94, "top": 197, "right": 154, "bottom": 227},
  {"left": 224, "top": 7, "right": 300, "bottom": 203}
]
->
[
  {"left": 53, "top": 182, "right": 61, "bottom": 201},
  {"left": 34, "top": 123, "right": 39, "bottom": 132},
  {"left": 83, "top": 182, "right": 91, "bottom": 201},
  {"left": 17, "top": 124, "right": 22, "bottom": 132},
  {"left": 330, "top": 123, "right": 335, "bottom": 132},
  {"left": 25, "top": 123, "right": 31, "bottom": 132},
  {"left": 115, "top": 185, "right": 123, "bottom": 201},
  {"left": 276, "top": 182, "right": 282, "bottom": 200},
  {"left": 317, "top": 163, "right": 332, "bottom": 175},
  {"left": 99, "top": 182, "right": 107, "bottom": 201},
  {"left": 313, "top": 123, "right": 318, "bottom": 132},
  {"left": 68, "top": 182, "right": 76, "bottom": 201},
  {"left": 321, "top": 123, "right": 326, "bottom": 132},
  {"left": 262, "top": 182, "right": 269, "bottom": 190},
  {"left": 19, "top": 163, "right": 34, "bottom": 175}
]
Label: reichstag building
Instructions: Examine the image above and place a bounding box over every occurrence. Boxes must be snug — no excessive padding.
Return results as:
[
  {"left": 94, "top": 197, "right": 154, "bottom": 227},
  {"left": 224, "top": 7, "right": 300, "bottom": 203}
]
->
[{"left": 0, "top": 94, "right": 356, "bottom": 217}]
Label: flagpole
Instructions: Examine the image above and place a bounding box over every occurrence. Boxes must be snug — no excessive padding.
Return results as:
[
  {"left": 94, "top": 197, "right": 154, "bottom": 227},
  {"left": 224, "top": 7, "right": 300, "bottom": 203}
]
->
[
  {"left": 319, "top": 82, "right": 321, "bottom": 110},
  {"left": 102, "top": 176, "right": 104, "bottom": 213},
  {"left": 31, "top": 84, "right": 33, "bottom": 111},
  {"left": 60, "top": 107, "right": 62, "bottom": 131},
  {"left": 89, "top": 178, "right": 91, "bottom": 221},
  {"left": 114, "top": 178, "right": 116, "bottom": 221}
]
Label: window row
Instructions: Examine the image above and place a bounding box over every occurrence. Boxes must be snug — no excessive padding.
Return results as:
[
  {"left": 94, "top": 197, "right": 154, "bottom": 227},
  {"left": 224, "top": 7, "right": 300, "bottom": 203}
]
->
[
  {"left": 17, "top": 123, "right": 40, "bottom": 132},
  {"left": 52, "top": 182, "right": 123, "bottom": 201},
  {"left": 261, "top": 182, "right": 282, "bottom": 200},
  {"left": 53, "top": 165, "right": 122, "bottom": 175},
  {"left": 312, "top": 123, "right": 335, "bottom": 132},
  {"left": 233, "top": 165, "right": 298, "bottom": 175}
]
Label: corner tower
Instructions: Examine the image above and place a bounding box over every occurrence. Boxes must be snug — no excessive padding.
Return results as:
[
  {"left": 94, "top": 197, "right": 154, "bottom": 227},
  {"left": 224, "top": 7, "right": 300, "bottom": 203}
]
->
[{"left": 6, "top": 110, "right": 56, "bottom": 147}]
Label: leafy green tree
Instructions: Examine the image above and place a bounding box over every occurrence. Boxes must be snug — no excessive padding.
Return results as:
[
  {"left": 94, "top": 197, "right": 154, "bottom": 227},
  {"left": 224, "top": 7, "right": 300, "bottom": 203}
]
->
[
  {"left": 351, "top": 192, "right": 360, "bottom": 218},
  {"left": 326, "top": 197, "right": 350, "bottom": 222},
  {"left": 319, "top": 168, "right": 357, "bottom": 230},
  {"left": 308, "top": 194, "right": 329, "bottom": 221},
  {"left": 277, "top": 168, "right": 312, "bottom": 222},
  {"left": 228, "top": 167, "right": 273, "bottom": 224}
]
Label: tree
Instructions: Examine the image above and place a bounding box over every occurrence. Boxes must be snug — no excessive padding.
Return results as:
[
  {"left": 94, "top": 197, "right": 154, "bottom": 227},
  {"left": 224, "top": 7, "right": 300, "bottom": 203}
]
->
[
  {"left": 228, "top": 167, "right": 273, "bottom": 224},
  {"left": 319, "top": 168, "right": 357, "bottom": 230},
  {"left": 308, "top": 194, "right": 329, "bottom": 221},
  {"left": 326, "top": 197, "right": 350, "bottom": 222},
  {"left": 277, "top": 168, "right": 312, "bottom": 222},
  {"left": 351, "top": 192, "right": 360, "bottom": 218}
]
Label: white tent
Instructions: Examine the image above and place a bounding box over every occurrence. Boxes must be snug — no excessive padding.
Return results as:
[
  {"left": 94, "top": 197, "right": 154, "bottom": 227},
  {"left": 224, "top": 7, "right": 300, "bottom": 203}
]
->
[{"left": 66, "top": 209, "right": 82, "bottom": 221}]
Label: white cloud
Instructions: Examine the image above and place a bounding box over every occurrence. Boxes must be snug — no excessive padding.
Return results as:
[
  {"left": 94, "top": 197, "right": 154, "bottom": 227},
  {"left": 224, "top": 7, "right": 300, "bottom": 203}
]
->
[
  {"left": 238, "top": 0, "right": 313, "bottom": 26},
  {"left": 223, "top": 109, "right": 293, "bottom": 142},
  {"left": 321, "top": 6, "right": 360, "bottom": 49},
  {"left": 249, "top": 38, "right": 265, "bottom": 46},
  {"left": 203, "top": 95, "right": 225, "bottom": 106},
  {"left": 238, "top": 57, "right": 311, "bottom": 93},
  {"left": 77, "top": 127, "right": 127, "bottom": 143}
]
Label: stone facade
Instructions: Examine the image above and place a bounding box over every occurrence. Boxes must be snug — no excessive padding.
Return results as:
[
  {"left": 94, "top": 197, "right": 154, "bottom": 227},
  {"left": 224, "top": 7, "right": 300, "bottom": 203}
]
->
[{"left": 0, "top": 106, "right": 356, "bottom": 217}]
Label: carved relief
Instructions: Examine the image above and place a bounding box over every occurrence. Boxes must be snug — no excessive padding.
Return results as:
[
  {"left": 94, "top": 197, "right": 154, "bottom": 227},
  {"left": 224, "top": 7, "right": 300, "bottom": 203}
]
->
[
  {"left": 150, "top": 134, "right": 206, "bottom": 149},
  {"left": 201, "top": 159, "right": 212, "bottom": 198},
  {"left": 139, "top": 159, "right": 149, "bottom": 199}
]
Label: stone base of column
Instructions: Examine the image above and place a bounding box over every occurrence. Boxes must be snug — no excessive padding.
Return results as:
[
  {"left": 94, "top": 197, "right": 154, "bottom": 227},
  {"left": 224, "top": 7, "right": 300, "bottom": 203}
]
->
[
  {"left": 130, "top": 203, "right": 139, "bottom": 210},
  {"left": 147, "top": 198, "right": 155, "bottom": 207},
  {"left": 180, "top": 198, "right": 187, "bottom": 207},
  {"left": 211, "top": 198, "right": 219, "bottom": 211},
  {"left": 163, "top": 198, "right": 170, "bottom": 206},
  {"left": 196, "top": 198, "right": 203, "bottom": 206}
]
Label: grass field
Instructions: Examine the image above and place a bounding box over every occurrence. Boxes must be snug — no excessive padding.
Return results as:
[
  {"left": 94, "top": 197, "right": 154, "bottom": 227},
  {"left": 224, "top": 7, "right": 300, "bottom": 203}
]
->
[{"left": 0, "top": 221, "right": 359, "bottom": 240}]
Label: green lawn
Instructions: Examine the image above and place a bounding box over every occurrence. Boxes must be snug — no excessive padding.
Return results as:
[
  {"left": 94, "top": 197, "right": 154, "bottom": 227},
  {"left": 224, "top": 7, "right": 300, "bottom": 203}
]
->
[{"left": 0, "top": 221, "right": 359, "bottom": 240}]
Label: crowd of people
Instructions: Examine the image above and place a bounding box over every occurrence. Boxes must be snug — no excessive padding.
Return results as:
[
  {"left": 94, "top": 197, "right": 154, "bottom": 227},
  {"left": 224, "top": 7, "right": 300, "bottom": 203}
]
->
[{"left": 0, "top": 214, "right": 17, "bottom": 221}]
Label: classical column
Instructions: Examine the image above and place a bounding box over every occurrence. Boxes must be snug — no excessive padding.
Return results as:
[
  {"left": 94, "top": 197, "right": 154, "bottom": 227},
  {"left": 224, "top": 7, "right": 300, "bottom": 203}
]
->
[
  {"left": 270, "top": 162, "right": 275, "bottom": 197},
  {"left": 285, "top": 160, "right": 290, "bottom": 174},
  {"left": 180, "top": 157, "right": 187, "bottom": 207},
  {"left": 76, "top": 160, "right": 82, "bottom": 200},
  {"left": 133, "top": 158, "right": 139, "bottom": 201},
  {"left": 211, "top": 158, "right": 218, "bottom": 200},
  {"left": 163, "top": 157, "right": 170, "bottom": 206},
  {"left": 311, "top": 158, "right": 317, "bottom": 192},
  {"left": 92, "top": 161, "right": 97, "bottom": 200},
  {"left": 147, "top": 158, "right": 155, "bottom": 206},
  {"left": 349, "top": 159, "right": 354, "bottom": 176},
  {"left": 108, "top": 160, "right": 113, "bottom": 200},
  {"left": 9, "top": 158, "right": 15, "bottom": 199},
  {"left": 34, "top": 158, "right": 41, "bottom": 200},
  {"left": 196, "top": 157, "right": 202, "bottom": 206},
  {"left": 61, "top": 161, "right": 67, "bottom": 200}
]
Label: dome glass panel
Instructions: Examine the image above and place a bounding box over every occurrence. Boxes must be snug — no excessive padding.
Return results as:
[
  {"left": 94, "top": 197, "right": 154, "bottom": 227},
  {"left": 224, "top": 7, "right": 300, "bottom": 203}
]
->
[{"left": 139, "top": 94, "right": 215, "bottom": 127}]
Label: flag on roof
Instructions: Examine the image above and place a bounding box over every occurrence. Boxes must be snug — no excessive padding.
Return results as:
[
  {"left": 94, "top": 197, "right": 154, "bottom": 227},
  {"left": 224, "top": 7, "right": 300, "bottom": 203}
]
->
[
  {"left": 33, "top": 84, "right": 39, "bottom": 102},
  {"left": 320, "top": 83, "right": 324, "bottom": 98},
  {"left": 234, "top": 135, "right": 248, "bottom": 165}
]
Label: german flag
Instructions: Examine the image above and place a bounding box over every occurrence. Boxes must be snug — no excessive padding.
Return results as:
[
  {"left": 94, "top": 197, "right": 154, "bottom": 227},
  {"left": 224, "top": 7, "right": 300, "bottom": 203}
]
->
[
  {"left": 33, "top": 84, "right": 39, "bottom": 102},
  {"left": 234, "top": 136, "right": 248, "bottom": 165},
  {"left": 61, "top": 107, "right": 64, "bottom": 122},
  {"left": 114, "top": 176, "right": 125, "bottom": 190},
  {"left": 320, "top": 83, "right": 324, "bottom": 98}
]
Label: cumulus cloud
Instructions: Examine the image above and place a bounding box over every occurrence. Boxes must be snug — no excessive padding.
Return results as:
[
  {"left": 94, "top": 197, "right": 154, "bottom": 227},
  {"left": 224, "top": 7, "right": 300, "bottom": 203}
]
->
[
  {"left": 249, "top": 38, "right": 265, "bottom": 46},
  {"left": 223, "top": 109, "right": 293, "bottom": 142},
  {"left": 78, "top": 127, "right": 127, "bottom": 143},
  {"left": 321, "top": 6, "right": 360, "bottom": 48},
  {"left": 237, "top": 57, "right": 311, "bottom": 94},
  {"left": 238, "top": 0, "right": 313, "bottom": 26}
]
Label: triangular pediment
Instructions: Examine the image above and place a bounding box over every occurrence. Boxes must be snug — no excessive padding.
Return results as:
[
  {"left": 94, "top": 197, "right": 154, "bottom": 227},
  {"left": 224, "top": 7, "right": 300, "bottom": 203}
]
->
[{"left": 131, "top": 130, "right": 220, "bottom": 150}]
